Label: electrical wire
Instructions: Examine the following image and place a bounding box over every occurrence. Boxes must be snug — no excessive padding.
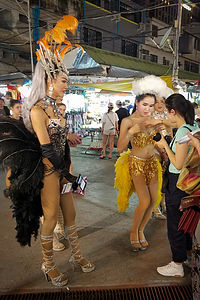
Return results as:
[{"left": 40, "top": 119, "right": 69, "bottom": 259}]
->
[
  {"left": 0, "top": 59, "right": 31, "bottom": 79},
  {"left": 0, "top": 0, "right": 198, "bottom": 45},
  {"left": 0, "top": 24, "right": 47, "bottom": 43},
  {"left": 80, "top": 2, "right": 179, "bottom": 22},
  {"left": 80, "top": 1, "right": 200, "bottom": 23},
  {"left": 15, "top": 0, "right": 28, "bottom": 17}
]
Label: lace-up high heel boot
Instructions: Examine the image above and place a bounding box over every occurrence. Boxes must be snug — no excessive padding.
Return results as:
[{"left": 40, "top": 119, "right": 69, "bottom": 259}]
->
[
  {"left": 41, "top": 234, "right": 68, "bottom": 287},
  {"left": 55, "top": 207, "right": 66, "bottom": 240},
  {"left": 65, "top": 224, "right": 95, "bottom": 273}
]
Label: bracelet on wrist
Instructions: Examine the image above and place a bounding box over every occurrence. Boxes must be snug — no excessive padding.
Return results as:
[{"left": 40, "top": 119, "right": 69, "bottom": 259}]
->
[{"left": 126, "top": 133, "right": 132, "bottom": 139}]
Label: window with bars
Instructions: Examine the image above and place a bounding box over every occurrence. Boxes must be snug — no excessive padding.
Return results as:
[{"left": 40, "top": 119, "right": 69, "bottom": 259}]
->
[
  {"left": 184, "top": 60, "right": 199, "bottom": 73},
  {"left": 122, "top": 40, "right": 137, "bottom": 57},
  {"left": 120, "top": 2, "right": 141, "bottom": 23},
  {"left": 194, "top": 38, "right": 200, "bottom": 51},
  {"left": 163, "top": 57, "right": 170, "bottom": 66},
  {"left": 141, "top": 49, "right": 150, "bottom": 60},
  {"left": 149, "top": 0, "right": 177, "bottom": 25},
  {"left": 83, "top": 27, "right": 102, "bottom": 49},
  {"left": 150, "top": 54, "right": 158, "bottom": 63},
  {"left": 152, "top": 25, "right": 158, "bottom": 38}
]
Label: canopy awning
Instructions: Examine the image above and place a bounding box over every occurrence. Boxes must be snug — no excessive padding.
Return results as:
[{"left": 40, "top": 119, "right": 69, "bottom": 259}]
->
[
  {"left": 81, "top": 45, "right": 200, "bottom": 81},
  {"left": 70, "top": 76, "right": 173, "bottom": 92}
]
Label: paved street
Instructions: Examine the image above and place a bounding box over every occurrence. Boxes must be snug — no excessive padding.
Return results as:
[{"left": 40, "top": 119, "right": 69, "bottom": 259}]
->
[{"left": 0, "top": 140, "right": 191, "bottom": 294}]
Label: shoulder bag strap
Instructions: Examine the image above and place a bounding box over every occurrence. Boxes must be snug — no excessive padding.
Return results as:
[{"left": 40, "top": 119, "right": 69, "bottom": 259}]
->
[{"left": 106, "top": 113, "right": 115, "bottom": 127}]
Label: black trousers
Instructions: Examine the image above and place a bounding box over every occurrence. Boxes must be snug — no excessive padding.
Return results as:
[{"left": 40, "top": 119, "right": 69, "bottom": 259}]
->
[{"left": 165, "top": 172, "right": 192, "bottom": 263}]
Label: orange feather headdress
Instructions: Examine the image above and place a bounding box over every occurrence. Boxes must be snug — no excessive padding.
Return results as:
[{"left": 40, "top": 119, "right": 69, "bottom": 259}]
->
[{"left": 36, "top": 15, "right": 83, "bottom": 80}]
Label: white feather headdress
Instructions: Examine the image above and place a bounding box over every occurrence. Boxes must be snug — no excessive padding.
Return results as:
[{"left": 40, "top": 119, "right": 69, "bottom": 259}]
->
[{"left": 132, "top": 75, "right": 173, "bottom": 98}]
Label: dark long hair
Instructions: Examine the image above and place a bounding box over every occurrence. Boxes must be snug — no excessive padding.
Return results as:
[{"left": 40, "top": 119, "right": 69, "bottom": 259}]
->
[
  {"left": 165, "top": 93, "right": 194, "bottom": 125},
  {"left": 132, "top": 93, "right": 156, "bottom": 114},
  {"left": 107, "top": 107, "right": 113, "bottom": 113}
]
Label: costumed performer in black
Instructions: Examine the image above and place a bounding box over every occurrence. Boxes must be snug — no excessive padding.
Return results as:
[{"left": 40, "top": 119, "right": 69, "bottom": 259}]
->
[
  {"left": 0, "top": 15, "right": 95, "bottom": 288},
  {"left": 115, "top": 75, "right": 170, "bottom": 251}
]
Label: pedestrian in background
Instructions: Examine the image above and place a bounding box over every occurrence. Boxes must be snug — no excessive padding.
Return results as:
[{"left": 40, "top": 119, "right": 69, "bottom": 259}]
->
[
  {"left": 100, "top": 102, "right": 118, "bottom": 159},
  {"left": 125, "top": 99, "right": 134, "bottom": 114},
  {"left": 115, "top": 100, "right": 129, "bottom": 156},
  {"left": 0, "top": 97, "right": 10, "bottom": 117},
  {"left": 115, "top": 100, "right": 130, "bottom": 131},
  {"left": 3, "top": 91, "right": 12, "bottom": 107},
  {"left": 10, "top": 100, "right": 22, "bottom": 121}
]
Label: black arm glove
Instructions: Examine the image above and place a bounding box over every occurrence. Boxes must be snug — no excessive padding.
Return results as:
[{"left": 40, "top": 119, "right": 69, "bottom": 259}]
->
[{"left": 41, "top": 143, "right": 77, "bottom": 188}]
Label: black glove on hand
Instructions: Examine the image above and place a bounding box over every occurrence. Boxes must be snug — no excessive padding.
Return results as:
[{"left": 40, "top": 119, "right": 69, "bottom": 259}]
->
[{"left": 41, "top": 143, "right": 77, "bottom": 183}]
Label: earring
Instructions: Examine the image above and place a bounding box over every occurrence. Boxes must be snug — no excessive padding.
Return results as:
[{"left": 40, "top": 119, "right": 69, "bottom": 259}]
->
[{"left": 48, "top": 84, "right": 53, "bottom": 97}]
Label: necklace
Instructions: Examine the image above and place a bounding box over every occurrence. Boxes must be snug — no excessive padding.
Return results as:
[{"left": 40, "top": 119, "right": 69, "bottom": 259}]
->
[{"left": 42, "top": 96, "right": 61, "bottom": 118}]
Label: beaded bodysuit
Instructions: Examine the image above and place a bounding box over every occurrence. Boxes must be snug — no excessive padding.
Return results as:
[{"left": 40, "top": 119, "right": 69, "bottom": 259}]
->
[
  {"left": 47, "top": 119, "right": 68, "bottom": 158},
  {"left": 129, "top": 131, "right": 158, "bottom": 185},
  {"left": 36, "top": 99, "right": 71, "bottom": 175}
]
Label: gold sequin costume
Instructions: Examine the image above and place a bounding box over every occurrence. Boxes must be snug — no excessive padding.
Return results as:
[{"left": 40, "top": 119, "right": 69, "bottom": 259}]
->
[
  {"left": 114, "top": 132, "right": 162, "bottom": 212},
  {"left": 129, "top": 154, "right": 158, "bottom": 185},
  {"left": 129, "top": 132, "right": 157, "bottom": 185},
  {"left": 131, "top": 132, "right": 156, "bottom": 148}
]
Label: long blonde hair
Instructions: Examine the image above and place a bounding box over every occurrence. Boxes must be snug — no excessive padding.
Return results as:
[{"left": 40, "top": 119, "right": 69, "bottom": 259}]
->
[{"left": 22, "top": 61, "right": 46, "bottom": 132}]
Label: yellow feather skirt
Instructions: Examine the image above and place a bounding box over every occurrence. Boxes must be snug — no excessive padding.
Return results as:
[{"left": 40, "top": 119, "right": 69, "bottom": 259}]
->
[{"left": 114, "top": 150, "right": 163, "bottom": 212}]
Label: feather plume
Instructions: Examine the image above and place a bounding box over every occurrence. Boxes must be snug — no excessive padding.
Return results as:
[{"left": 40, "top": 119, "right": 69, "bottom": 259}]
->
[
  {"left": 0, "top": 117, "right": 44, "bottom": 246},
  {"left": 36, "top": 15, "right": 82, "bottom": 80},
  {"left": 56, "top": 15, "right": 78, "bottom": 34}
]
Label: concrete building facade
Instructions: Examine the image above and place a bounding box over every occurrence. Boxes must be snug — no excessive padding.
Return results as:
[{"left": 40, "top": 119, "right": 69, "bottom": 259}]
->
[{"left": 80, "top": 0, "right": 200, "bottom": 76}]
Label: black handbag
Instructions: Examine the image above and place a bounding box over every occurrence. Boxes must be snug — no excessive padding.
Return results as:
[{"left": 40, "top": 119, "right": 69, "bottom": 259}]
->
[{"left": 161, "top": 161, "right": 170, "bottom": 193}]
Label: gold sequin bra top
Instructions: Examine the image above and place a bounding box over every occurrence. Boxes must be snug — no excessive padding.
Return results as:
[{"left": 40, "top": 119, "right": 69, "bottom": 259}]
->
[{"left": 131, "top": 131, "right": 157, "bottom": 148}]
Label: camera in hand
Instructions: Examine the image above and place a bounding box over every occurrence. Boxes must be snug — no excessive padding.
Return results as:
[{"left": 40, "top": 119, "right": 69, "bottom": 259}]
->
[
  {"left": 153, "top": 132, "right": 172, "bottom": 144},
  {"left": 153, "top": 132, "right": 162, "bottom": 142}
]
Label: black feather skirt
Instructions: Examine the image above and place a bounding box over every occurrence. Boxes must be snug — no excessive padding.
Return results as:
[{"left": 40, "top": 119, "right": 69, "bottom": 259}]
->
[{"left": 0, "top": 117, "right": 44, "bottom": 246}]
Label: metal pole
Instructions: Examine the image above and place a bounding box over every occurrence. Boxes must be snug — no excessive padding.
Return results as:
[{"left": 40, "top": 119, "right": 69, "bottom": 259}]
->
[
  {"left": 172, "top": 0, "right": 182, "bottom": 86},
  {"left": 27, "top": 0, "right": 34, "bottom": 77}
]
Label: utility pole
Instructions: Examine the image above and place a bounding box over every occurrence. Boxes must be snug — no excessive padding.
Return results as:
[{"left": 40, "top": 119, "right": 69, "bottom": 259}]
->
[
  {"left": 27, "top": 0, "right": 34, "bottom": 77},
  {"left": 172, "top": 0, "right": 182, "bottom": 88}
]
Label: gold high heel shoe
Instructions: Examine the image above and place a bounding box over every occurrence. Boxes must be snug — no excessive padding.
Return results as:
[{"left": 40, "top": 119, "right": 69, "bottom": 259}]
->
[
  {"left": 41, "top": 235, "right": 68, "bottom": 287},
  {"left": 130, "top": 231, "right": 145, "bottom": 251},
  {"left": 138, "top": 230, "right": 149, "bottom": 250},
  {"left": 65, "top": 224, "right": 95, "bottom": 273},
  {"left": 53, "top": 232, "right": 65, "bottom": 252},
  {"left": 153, "top": 207, "right": 166, "bottom": 220},
  {"left": 130, "top": 240, "right": 142, "bottom": 252}
]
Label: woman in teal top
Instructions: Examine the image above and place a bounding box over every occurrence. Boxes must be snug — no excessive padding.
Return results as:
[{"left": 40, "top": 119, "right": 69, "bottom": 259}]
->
[{"left": 155, "top": 93, "right": 198, "bottom": 278}]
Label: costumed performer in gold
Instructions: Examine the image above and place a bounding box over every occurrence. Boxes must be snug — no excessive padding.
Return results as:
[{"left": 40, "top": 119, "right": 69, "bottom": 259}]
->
[{"left": 115, "top": 75, "right": 170, "bottom": 251}]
